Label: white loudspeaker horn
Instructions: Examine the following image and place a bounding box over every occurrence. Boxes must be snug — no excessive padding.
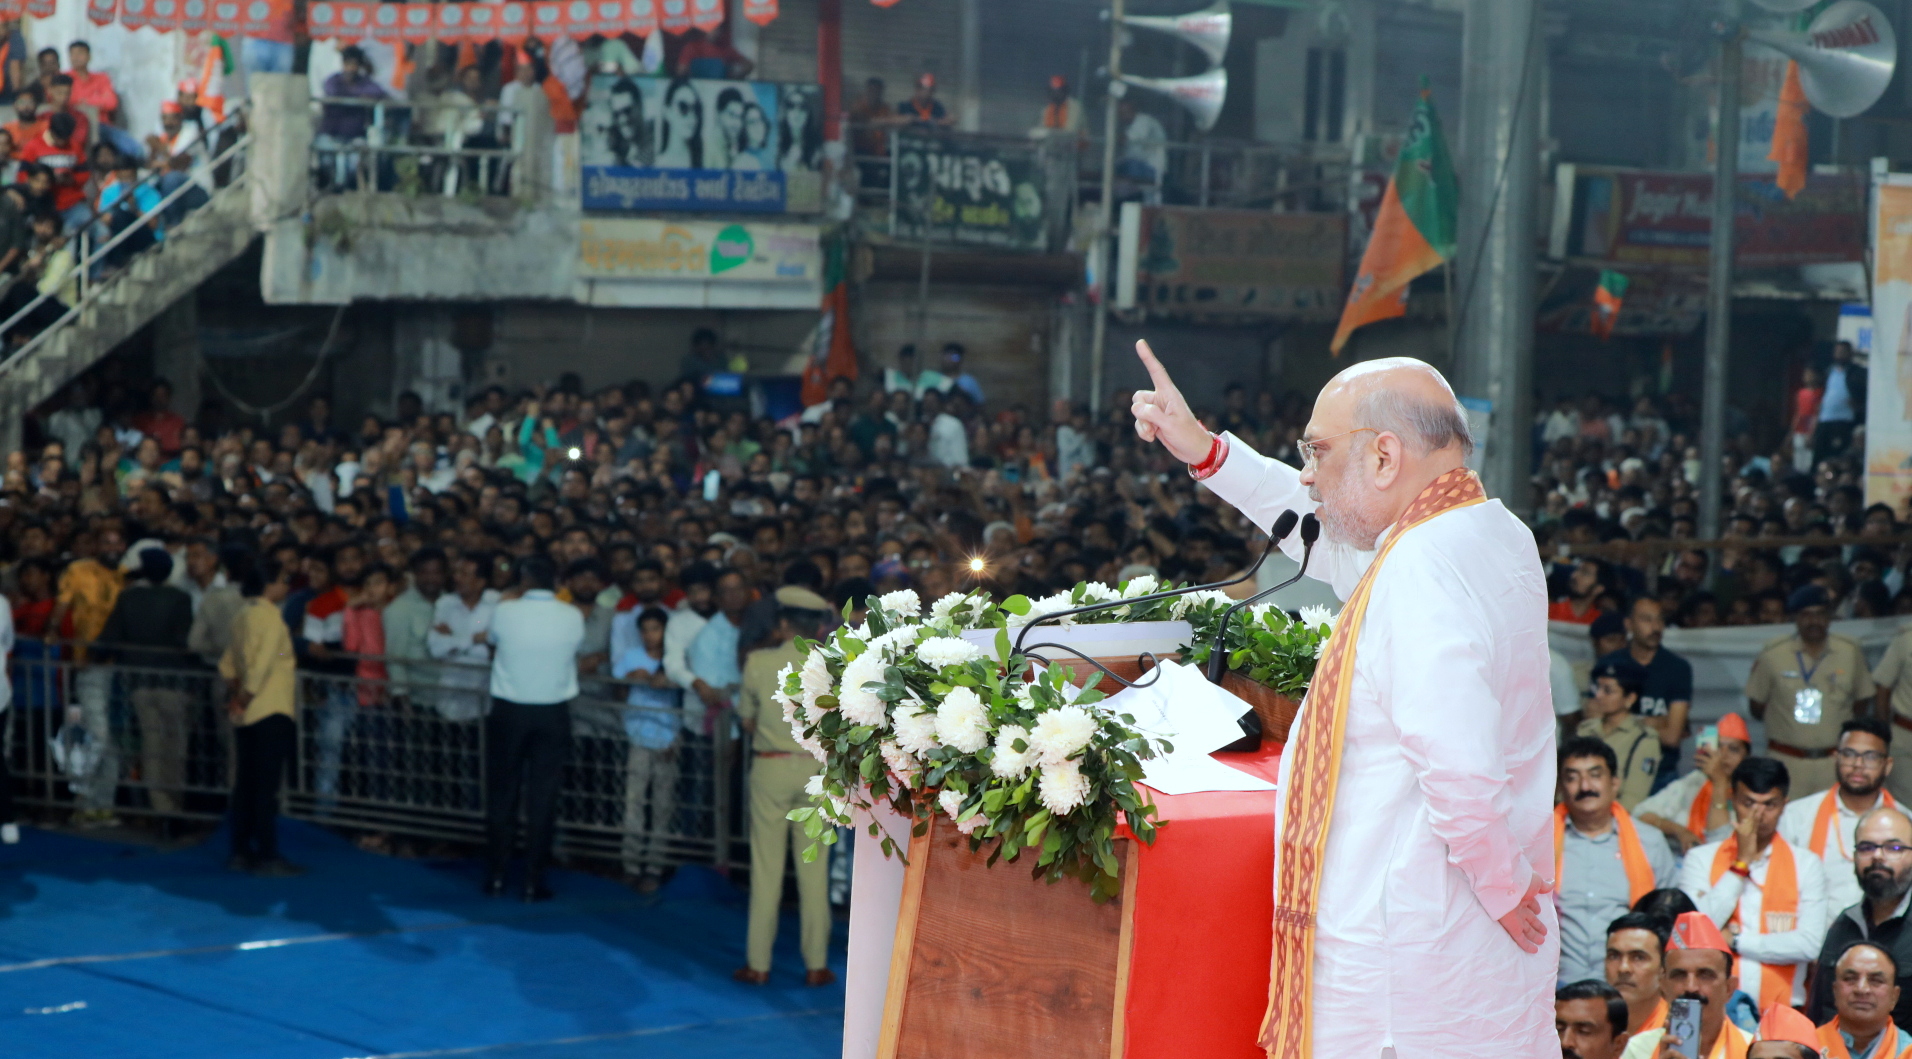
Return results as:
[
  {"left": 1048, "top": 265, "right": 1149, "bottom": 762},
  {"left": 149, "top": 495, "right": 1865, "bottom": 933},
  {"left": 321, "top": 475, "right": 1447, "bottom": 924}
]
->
[
  {"left": 1746, "top": 0, "right": 1820, "bottom": 13},
  {"left": 1120, "top": 67, "right": 1228, "bottom": 130},
  {"left": 1746, "top": 0, "right": 1897, "bottom": 118},
  {"left": 1121, "top": 0, "right": 1231, "bottom": 68}
]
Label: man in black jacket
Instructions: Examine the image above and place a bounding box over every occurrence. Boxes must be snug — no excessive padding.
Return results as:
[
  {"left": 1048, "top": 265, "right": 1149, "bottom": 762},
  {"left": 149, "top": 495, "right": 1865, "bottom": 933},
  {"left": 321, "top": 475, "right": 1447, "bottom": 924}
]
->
[
  {"left": 1809, "top": 804, "right": 1912, "bottom": 1026},
  {"left": 97, "top": 546, "right": 196, "bottom": 815},
  {"left": 1815, "top": 340, "right": 1868, "bottom": 462}
]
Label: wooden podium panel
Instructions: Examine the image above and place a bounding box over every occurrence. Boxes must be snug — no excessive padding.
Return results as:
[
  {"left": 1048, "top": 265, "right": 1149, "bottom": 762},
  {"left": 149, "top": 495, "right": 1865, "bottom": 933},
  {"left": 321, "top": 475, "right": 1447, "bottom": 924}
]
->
[{"left": 879, "top": 815, "right": 1133, "bottom": 1059}]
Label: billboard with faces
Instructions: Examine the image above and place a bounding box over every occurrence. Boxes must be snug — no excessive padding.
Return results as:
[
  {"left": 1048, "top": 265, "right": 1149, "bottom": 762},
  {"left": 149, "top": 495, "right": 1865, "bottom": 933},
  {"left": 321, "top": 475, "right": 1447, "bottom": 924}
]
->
[{"left": 579, "top": 75, "right": 824, "bottom": 214}]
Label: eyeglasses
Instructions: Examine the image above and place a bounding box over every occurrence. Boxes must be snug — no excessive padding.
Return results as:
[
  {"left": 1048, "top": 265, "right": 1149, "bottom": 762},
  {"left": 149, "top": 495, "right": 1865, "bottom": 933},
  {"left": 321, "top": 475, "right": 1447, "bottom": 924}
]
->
[
  {"left": 1856, "top": 842, "right": 1912, "bottom": 856},
  {"left": 1837, "top": 749, "right": 1889, "bottom": 765},
  {"left": 1297, "top": 427, "right": 1377, "bottom": 469}
]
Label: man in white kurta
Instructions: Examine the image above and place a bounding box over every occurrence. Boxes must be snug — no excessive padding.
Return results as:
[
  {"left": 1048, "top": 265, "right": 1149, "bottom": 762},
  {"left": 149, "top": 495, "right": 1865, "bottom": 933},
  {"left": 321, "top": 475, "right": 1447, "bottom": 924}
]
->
[
  {"left": 1775, "top": 720, "right": 1898, "bottom": 914},
  {"left": 1132, "top": 348, "right": 1559, "bottom": 1058}
]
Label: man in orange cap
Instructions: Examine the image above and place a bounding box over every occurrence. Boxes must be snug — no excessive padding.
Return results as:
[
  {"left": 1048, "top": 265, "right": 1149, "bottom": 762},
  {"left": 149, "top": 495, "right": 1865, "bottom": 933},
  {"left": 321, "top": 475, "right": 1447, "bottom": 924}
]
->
[
  {"left": 1029, "top": 74, "right": 1081, "bottom": 138},
  {"left": 897, "top": 71, "right": 950, "bottom": 129},
  {"left": 1751, "top": 1003, "right": 1823, "bottom": 1059},
  {"left": 1639, "top": 712, "right": 1752, "bottom": 854},
  {"left": 1781, "top": 720, "right": 1899, "bottom": 913},
  {"left": 1817, "top": 941, "right": 1909, "bottom": 1059},
  {"left": 1619, "top": 911, "right": 1754, "bottom": 1059},
  {"left": 1681, "top": 758, "right": 1830, "bottom": 1011}
]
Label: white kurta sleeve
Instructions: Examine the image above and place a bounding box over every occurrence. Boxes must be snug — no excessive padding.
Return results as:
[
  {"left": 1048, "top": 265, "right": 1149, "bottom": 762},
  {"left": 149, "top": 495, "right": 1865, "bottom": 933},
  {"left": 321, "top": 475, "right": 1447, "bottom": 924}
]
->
[
  {"left": 1380, "top": 559, "right": 1541, "bottom": 922},
  {"left": 1734, "top": 847, "right": 1828, "bottom": 967},
  {"left": 1644, "top": 825, "right": 1679, "bottom": 888},
  {"left": 1680, "top": 842, "right": 1747, "bottom": 928},
  {"left": 1196, "top": 432, "right": 1374, "bottom": 600}
]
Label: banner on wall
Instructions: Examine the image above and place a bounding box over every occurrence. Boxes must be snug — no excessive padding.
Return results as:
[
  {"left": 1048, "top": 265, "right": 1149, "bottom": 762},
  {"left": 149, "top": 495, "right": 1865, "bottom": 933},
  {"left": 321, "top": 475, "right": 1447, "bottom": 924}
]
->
[
  {"left": 889, "top": 132, "right": 1049, "bottom": 252},
  {"left": 1552, "top": 163, "right": 1866, "bottom": 270},
  {"left": 578, "top": 75, "right": 824, "bottom": 214},
  {"left": 1867, "top": 177, "right": 1912, "bottom": 508},
  {"left": 1116, "top": 207, "right": 1346, "bottom": 320},
  {"left": 299, "top": 0, "right": 720, "bottom": 41},
  {"left": 578, "top": 218, "right": 820, "bottom": 283}
]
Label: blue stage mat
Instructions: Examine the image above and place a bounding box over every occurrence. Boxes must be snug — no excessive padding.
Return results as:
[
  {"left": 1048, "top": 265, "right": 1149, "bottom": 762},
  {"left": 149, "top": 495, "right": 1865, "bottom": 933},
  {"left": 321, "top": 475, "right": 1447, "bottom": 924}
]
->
[{"left": 0, "top": 822, "right": 844, "bottom": 1058}]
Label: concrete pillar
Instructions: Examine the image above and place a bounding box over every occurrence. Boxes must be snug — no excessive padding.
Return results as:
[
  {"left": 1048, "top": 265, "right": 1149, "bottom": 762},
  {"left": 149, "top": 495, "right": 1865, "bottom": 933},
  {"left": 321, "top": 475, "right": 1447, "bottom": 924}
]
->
[
  {"left": 153, "top": 297, "right": 202, "bottom": 425},
  {"left": 248, "top": 73, "right": 312, "bottom": 231},
  {"left": 1452, "top": 0, "right": 1540, "bottom": 514},
  {"left": 1699, "top": 13, "right": 1741, "bottom": 541},
  {"left": 729, "top": 0, "right": 761, "bottom": 68},
  {"left": 516, "top": 83, "right": 556, "bottom": 202},
  {"left": 958, "top": 0, "right": 982, "bottom": 132}
]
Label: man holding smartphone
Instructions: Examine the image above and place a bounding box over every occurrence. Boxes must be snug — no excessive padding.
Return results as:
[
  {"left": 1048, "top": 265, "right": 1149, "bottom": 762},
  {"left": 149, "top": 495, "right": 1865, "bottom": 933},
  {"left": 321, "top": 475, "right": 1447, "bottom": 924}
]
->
[{"left": 1616, "top": 911, "right": 1750, "bottom": 1059}]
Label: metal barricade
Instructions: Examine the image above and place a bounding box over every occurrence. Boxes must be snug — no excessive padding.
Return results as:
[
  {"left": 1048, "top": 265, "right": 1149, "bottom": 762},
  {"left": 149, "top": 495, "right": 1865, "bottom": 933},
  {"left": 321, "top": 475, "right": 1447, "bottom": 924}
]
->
[
  {"left": 312, "top": 97, "right": 523, "bottom": 197},
  {"left": 2, "top": 641, "right": 746, "bottom": 873}
]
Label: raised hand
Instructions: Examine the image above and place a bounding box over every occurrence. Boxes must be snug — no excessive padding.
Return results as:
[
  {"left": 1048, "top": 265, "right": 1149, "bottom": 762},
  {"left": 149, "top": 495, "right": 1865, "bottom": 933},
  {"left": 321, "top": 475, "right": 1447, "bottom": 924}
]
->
[{"left": 1129, "top": 340, "right": 1213, "bottom": 464}]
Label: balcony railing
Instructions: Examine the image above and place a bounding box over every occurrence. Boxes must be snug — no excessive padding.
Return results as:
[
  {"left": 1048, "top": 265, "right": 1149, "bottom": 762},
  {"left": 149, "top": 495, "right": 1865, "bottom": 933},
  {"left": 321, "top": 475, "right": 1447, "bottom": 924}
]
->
[{"left": 311, "top": 96, "right": 525, "bottom": 198}]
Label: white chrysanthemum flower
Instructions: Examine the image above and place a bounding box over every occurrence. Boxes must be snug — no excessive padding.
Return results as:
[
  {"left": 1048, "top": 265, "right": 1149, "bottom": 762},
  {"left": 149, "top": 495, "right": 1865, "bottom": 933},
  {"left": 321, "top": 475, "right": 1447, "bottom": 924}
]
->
[
  {"left": 805, "top": 774, "right": 826, "bottom": 799},
  {"left": 1298, "top": 604, "right": 1337, "bottom": 630},
  {"left": 880, "top": 740, "right": 920, "bottom": 785},
  {"left": 1249, "top": 602, "right": 1279, "bottom": 623},
  {"left": 891, "top": 703, "right": 941, "bottom": 756},
  {"left": 934, "top": 686, "right": 990, "bottom": 753},
  {"left": 1008, "top": 592, "right": 1078, "bottom": 628},
  {"left": 939, "top": 789, "right": 984, "bottom": 834},
  {"left": 849, "top": 622, "right": 872, "bottom": 642},
  {"left": 1313, "top": 639, "right": 1327, "bottom": 659},
  {"left": 1122, "top": 574, "right": 1160, "bottom": 598},
  {"left": 1038, "top": 759, "right": 1091, "bottom": 816},
  {"left": 799, "top": 651, "right": 834, "bottom": 708},
  {"left": 869, "top": 625, "right": 922, "bottom": 657},
  {"left": 878, "top": 589, "right": 922, "bottom": 617},
  {"left": 1169, "top": 589, "right": 1235, "bottom": 620},
  {"left": 917, "top": 636, "right": 985, "bottom": 670},
  {"left": 991, "top": 723, "right": 1038, "bottom": 779},
  {"left": 1079, "top": 581, "right": 1118, "bottom": 603},
  {"left": 837, "top": 651, "right": 890, "bottom": 727},
  {"left": 928, "top": 591, "right": 982, "bottom": 629},
  {"left": 1028, "top": 704, "right": 1098, "bottom": 765}
]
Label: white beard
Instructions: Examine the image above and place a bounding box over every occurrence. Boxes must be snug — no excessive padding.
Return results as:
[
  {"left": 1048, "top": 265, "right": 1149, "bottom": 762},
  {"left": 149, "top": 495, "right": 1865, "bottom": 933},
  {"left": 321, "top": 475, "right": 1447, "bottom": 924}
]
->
[{"left": 1309, "top": 479, "right": 1388, "bottom": 550}]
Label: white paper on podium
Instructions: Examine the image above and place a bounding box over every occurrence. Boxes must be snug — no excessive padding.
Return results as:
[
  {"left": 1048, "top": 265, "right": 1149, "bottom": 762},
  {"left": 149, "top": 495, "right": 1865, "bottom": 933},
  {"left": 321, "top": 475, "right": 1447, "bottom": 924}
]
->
[{"left": 1102, "top": 661, "right": 1278, "bottom": 795}]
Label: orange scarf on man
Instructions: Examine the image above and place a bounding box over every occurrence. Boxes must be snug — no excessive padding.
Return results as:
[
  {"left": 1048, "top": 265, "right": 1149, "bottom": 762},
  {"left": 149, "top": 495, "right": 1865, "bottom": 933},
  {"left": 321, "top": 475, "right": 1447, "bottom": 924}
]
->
[
  {"left": 1688, "top": 780, "right": 1717, "bottom": 837},
  {"left": 1816, "top": 1016, "right": 1912, "bottom": 1059},
  {"left": 1554, "top": 803, "right": 1657, "bottom": 904},
  {"left": 1812, "top": 789, "right": 1898, "bottom": 859},
  {"left": 1703, "top": 1021, "right": 1754, "bottom": 1059},
  {"left": 1708, "top": 835, "right": 1801, "bottom": 1010},
  {"left": 1257, "top": 468, "right": 1486, "bottom": 1058}
]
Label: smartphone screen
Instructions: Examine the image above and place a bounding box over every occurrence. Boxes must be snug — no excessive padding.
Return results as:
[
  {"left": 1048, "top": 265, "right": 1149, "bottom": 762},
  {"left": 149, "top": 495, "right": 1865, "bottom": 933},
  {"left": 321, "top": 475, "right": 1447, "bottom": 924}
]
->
[{"left": 1696, "top": 725, "right": 1719, "bottom": 753}]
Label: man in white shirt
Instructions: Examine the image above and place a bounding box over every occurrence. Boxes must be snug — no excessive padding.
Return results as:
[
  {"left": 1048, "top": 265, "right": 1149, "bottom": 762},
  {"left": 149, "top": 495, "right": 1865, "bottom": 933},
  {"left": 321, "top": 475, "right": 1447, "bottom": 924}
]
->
[
  {"left": 483, "top": 555, "right": 584, "bottom": 902},
  {"left": 1680, "top": 757, "right": 1829, "bottom": 1009},
  {"left": 663, "top": 560, "right": 718, "bottom": 670},
  {"left": 924, "top": 390, "right": 969, "bottom": 469},
  {"left": 1779, "top": 719, "right": 1899, "bottom": 918},
  {"left": 1130, "top": 345, "right": 1558, "bottom": 1056},
  {"left": 1116, "top": 97, "right": 1166, "bottom": 198},
  {"left": 427, "top": 554, "right": 499, "bottom": 723}
]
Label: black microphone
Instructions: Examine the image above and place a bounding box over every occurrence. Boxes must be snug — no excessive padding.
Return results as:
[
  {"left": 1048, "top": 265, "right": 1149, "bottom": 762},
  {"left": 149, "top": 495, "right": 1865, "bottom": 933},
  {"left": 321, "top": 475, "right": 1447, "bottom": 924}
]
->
[
  {"left": 1206, "top": 512, "right": 1322, "bottom": 685},
  {"left": 1012, "top": 508, "right": 1301, "bottom": 653}
]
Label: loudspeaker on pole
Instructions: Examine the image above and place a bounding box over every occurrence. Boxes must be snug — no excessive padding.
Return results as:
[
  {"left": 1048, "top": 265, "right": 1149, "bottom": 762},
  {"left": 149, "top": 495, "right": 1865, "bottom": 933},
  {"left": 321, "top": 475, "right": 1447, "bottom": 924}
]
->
[
  {"left": 1746, "top": 0, "right": 1897, "bottom": 118},
  {"left": 1118, "top": 67, "right": 1228, "bottom": 131},
  {"left": 1119, "top": 0, "right": 1231, "bottom": 67}
]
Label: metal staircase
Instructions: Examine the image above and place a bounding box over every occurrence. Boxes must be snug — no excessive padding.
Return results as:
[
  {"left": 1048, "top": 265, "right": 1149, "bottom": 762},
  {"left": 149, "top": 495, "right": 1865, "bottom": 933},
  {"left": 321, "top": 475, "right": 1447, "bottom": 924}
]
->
[{"left": 0, "top": 110, "right": 256, "bottom": 451}]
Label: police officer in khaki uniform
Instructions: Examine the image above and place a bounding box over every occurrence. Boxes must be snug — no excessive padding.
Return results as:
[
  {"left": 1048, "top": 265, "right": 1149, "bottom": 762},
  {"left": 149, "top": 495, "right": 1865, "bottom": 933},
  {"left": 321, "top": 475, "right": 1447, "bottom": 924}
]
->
[
  {"left": 731, "top": 586, "right": 835, "bottom": 987},
  {"left": 1575, "top": 657, "right": 1662, "bottom": 810},
  {"left": 1747, "top": 585, "right": 1877, "bottom": 797},
  {"left": 1870, "top": 623, "right": 1912, "bottom": 803}
]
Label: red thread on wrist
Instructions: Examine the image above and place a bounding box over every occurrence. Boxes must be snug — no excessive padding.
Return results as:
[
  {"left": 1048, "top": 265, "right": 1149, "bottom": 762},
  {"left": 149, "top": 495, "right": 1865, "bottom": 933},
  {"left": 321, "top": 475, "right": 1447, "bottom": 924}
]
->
[{"left": 1189, "top": 434, "right": 1229, "bottom": 481}]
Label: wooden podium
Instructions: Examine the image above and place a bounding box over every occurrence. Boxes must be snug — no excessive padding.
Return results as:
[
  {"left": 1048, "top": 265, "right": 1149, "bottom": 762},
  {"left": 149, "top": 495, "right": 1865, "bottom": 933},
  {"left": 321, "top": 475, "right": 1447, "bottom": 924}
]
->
[
  {"left": 855, "top": 622, "right": 1286, "bottom": 1059},
  {"left": 872, "top": 745, "right": 1283, "bottom": 1059}
]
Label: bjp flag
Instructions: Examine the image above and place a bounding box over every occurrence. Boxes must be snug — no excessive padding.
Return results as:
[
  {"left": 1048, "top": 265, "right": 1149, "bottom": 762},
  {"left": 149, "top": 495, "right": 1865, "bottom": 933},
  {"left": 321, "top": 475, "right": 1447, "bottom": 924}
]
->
[
  {"left": 1590, "top": 269, "right": 1628, "bottom": 340},
  {"left": 1769, "top": 60, "right": 1808, "bottom": 200},
  {"left": 801, "top": 239, "right": 859, "bottom": 407},
  {"left": 1331, "top": 84, "right": 1458, "bottom": 354}
]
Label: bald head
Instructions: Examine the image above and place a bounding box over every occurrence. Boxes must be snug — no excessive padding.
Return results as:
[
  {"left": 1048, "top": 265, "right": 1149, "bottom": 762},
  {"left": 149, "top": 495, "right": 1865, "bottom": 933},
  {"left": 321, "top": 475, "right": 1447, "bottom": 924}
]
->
[
  {"left": 1320, "top": 358, "right": 1474, "bottom": 459},
  {"left": 1302, "top": 358, "right": 1474, "bottom": 548}
]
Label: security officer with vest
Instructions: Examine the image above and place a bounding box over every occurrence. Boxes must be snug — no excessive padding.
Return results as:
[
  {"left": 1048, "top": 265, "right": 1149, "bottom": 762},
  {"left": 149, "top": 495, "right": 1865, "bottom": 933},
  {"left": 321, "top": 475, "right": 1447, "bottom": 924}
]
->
[
  {"left": 732, "top": 586, "right": 836, "bottom": 987},
  {"left": 1748, "top": 584, "right": 1877, "bottom": 798}
]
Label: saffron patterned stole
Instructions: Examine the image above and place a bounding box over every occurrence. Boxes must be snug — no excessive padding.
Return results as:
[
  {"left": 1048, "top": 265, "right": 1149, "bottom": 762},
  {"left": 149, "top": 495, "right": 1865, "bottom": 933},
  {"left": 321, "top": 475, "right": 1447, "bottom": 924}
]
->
[{"left": 1257, "top": 467, "right": 1487, "bottom": 1058}]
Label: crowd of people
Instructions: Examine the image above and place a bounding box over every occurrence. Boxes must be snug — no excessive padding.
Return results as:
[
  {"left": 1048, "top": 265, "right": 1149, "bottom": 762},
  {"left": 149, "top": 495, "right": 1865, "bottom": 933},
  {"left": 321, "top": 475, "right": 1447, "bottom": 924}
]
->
[{"left": 0, "top": 322, "right": 1909, "bottom": 1007}]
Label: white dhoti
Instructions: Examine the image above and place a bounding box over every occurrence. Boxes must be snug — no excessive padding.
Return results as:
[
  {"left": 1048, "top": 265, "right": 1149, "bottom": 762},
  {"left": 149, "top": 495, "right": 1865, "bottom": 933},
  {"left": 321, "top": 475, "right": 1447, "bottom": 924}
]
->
[{"left": 1204, "top": 433, "right": 1560, "bottom": 1057}]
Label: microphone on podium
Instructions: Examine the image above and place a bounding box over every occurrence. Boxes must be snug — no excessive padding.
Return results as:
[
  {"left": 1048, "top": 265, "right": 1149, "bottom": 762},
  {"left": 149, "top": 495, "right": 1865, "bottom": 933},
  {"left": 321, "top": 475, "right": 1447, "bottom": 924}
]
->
[{"left": 1205, "top": 512, "right": 1320, "bottom": 685}]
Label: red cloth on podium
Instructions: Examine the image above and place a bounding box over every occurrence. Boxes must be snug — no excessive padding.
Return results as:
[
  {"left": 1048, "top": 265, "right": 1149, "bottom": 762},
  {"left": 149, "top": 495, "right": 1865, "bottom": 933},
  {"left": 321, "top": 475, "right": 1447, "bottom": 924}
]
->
[{"left": 1120, "top": 743, "right": 1282, "bottom": 1059}]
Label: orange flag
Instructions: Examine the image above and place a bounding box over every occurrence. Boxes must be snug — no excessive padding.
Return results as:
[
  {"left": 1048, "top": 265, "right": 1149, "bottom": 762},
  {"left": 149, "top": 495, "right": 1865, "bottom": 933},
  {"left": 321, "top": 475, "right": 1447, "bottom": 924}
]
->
[
  {"left": 1769, "top": 60, "right": 1808, "bottom": 200},
  {"left": 801, "top": 240, "right": 858, "bottom": 406},
  {"left": 1332, "top": 87, "right": 1456, "bottom": 354}
]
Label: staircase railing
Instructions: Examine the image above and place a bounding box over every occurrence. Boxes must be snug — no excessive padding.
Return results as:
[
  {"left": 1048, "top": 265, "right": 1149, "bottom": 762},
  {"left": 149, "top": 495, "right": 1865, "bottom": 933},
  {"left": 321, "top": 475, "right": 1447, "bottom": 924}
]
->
[{"left": 0, "top": 102, "right": 254, "bottom": 378}]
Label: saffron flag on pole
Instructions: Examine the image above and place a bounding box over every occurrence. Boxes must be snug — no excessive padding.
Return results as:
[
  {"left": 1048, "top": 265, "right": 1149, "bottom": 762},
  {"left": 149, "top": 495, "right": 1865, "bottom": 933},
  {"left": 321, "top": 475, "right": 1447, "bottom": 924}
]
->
[
  {"left": 1330, "top": 83, "right": 1457, "bottom": 354},
  {"left": 801, "top": 239, "right": 859, "bottom": 408},
  {"left": 1769, "top": 59, "right": 1808, "bottom": 200},
  {"left": 1590, "top": 269, "right": 1628, "bottom": 339}
]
